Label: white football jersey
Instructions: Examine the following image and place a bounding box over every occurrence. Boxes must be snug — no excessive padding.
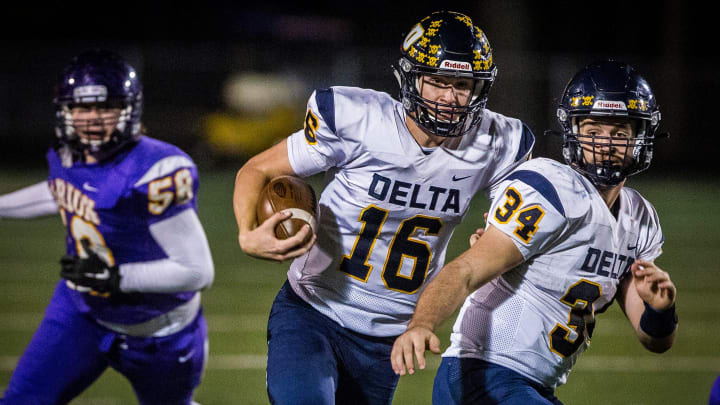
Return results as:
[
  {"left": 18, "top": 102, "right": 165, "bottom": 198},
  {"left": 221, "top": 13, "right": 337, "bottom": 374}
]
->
[
  {"left": 443, "top": 157, "right": 664, "bottom": 389},
  {"left": 286, "top": 86, "right": 534, "bottom": 337}
]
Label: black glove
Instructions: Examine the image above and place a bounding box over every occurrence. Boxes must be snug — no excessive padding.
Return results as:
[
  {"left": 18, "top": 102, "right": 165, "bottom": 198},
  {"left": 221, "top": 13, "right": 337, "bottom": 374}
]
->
[{"left": 60, "top": 239, "right": 121, "bottom": 297}]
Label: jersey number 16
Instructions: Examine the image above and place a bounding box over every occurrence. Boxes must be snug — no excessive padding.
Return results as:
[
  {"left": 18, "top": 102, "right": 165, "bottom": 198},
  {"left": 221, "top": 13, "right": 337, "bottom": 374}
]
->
[{"left": 339, "top": 205, "right": 443, "bottom": 294}]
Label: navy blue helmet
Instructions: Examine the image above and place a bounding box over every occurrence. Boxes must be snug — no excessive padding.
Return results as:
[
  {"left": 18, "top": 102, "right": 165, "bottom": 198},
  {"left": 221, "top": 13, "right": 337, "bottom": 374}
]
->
[
  {"left": 54, "top": 49, "right": 143, "bottom": 162},
  {"left": 394, "top": 11, "right": 496, "bottom": 137},
  {"left": 556, "top": 60, "right": 661, "bottom": 187}
]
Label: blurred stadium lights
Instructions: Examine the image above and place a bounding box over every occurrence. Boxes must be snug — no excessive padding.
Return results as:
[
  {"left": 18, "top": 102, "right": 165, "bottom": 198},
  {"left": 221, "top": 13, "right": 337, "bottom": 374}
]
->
[
  {"left": 202, "top": 72, "right": 308, "bottom": 162},
  {"left": 222, "top": 72, "right": 307, "bottom": 114}
]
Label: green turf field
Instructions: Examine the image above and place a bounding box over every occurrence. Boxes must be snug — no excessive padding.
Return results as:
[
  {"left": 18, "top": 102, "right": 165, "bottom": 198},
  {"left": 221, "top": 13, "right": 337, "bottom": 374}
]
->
[{"left": 1, "top": 168, "right": 718, "bottom": 404}]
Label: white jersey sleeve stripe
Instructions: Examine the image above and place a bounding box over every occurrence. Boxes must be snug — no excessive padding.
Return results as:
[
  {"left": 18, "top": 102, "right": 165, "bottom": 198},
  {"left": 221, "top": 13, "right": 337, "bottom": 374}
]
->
[
  {"left": 134, "top": 156, "right": 195, "bottom": 187},
  {"left": 505, "top": 170, "right": 565, "bottom": 216}
]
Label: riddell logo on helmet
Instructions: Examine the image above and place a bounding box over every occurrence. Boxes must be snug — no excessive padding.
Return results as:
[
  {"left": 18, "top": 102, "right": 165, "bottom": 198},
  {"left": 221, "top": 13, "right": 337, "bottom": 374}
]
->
[
  {"left": 593, "top": 100, "right": 627, "bottom": 111},
  {"left": 440, "top": 60, "right": 471, "bottom": 71}
]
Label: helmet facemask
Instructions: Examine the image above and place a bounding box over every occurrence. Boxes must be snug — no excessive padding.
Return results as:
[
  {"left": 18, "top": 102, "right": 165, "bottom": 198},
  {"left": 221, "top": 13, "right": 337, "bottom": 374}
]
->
[
  {"left": 561, "top": 113, "right": 656, "bottom": 188},
  {"left": 556, "top": 60, "right": 661, "bottom": 188},
  {"left": 54, "top": 50, "right": 143, "bottom": 166},
  {"left": 56, "top": 97, "right": 140, "bottom": 164},
  {"left": 396, "top": 57, "right": 492, "bottom": 137}
]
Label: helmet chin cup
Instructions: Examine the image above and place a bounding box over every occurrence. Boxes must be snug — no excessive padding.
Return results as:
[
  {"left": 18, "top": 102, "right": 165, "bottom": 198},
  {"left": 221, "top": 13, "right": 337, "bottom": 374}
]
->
[{"left": 588, "top": 162, "right": 624, "bottom": 187}]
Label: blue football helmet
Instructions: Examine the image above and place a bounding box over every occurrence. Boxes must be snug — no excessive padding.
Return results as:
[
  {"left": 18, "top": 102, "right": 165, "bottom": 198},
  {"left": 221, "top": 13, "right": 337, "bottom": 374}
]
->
[
  {"left": 557, "top": 60, "right": 661, "bottom": 187},
  {"left": 54, "top": 49, "right": 143, "bottom": 163},
  {"left": 394, "top": 11, "right": 496, "bottom": 137}
]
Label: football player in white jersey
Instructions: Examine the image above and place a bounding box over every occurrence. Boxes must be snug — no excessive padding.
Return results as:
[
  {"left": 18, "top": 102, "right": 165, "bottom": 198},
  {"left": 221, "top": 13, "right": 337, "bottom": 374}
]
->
[
  {"left": 233, "top": 10, "right": 534, "bottom": 404},
  {"left": 391, "top": 60, "right": 678, "bottom": 404}
]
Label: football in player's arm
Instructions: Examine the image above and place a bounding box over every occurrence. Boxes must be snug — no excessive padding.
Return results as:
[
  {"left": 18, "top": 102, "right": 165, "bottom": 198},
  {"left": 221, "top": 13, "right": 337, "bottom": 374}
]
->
[
  {"left": 391, "top": 60, "right": 677, "bottom": 405},
  {"left": 232, "top": 10, "right": 535, "bottom": 405},
  {"left": 0, "top": 50, "right": 214, "bottom": 404}
]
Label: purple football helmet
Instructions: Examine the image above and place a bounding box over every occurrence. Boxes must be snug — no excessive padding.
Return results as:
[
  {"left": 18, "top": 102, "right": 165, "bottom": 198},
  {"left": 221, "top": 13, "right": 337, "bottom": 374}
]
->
[{"left": 54, "top": 49, "right": 143, "bottom": 162}]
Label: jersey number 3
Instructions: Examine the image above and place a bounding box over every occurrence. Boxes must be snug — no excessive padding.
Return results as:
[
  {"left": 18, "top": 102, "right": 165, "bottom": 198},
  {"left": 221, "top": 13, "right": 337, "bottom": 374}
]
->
[
  {"left": 339, "top": 205, "right": 443, "bottom": 294},
  {"left": 549, "top": 279, "right": 602, "bottom": 358}
]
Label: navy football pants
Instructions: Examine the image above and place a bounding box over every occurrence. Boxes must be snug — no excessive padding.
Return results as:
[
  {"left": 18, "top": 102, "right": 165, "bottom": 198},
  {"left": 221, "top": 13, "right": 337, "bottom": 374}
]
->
[
  {"left": 266, "top": 280, "right": 399, "bottom": 405},
  {"left": 1, "top": 282, "right": 207, "bottom": 405},
  {"left": 433, "top": 357, "right": 564, "bottom": 404}
]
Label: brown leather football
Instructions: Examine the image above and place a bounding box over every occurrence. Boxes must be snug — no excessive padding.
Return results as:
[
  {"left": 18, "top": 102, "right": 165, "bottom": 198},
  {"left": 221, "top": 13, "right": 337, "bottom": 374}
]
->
[{"left": 257, "top": 175, "right": 318, "bottom": 240}]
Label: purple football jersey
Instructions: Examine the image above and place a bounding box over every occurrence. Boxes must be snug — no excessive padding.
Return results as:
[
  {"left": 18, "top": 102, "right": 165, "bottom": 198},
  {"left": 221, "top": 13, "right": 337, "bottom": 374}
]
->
[{"left": 46, "top": 136, "right": 199, "bottom": 324}]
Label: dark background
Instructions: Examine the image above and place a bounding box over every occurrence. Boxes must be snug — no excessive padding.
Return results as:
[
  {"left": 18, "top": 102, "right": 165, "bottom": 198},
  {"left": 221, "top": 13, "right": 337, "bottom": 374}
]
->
[{"left": 1, "top": 1, "right": 715, "bottom": 176}]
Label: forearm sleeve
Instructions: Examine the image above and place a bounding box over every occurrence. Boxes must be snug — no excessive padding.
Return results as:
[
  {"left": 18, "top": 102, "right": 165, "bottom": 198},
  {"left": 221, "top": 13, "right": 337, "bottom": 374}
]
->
[
  {"left": 119, "top": 209, "right": 215, "bottom": 293},
  {"left": 0, "top": 182, "right": 58, "bottom": 218}
]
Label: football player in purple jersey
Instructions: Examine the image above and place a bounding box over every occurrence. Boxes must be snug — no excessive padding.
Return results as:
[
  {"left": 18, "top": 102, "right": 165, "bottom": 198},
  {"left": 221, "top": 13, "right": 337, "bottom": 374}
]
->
[{"left": 0, "top": 49, "right": 214, "bottom": 404}]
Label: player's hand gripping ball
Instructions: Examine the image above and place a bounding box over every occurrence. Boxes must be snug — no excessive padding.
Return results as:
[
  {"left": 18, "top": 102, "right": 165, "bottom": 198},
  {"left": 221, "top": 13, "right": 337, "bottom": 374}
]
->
[{"left": 257, "top": 175, "right": 318, "bottom": 241}]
